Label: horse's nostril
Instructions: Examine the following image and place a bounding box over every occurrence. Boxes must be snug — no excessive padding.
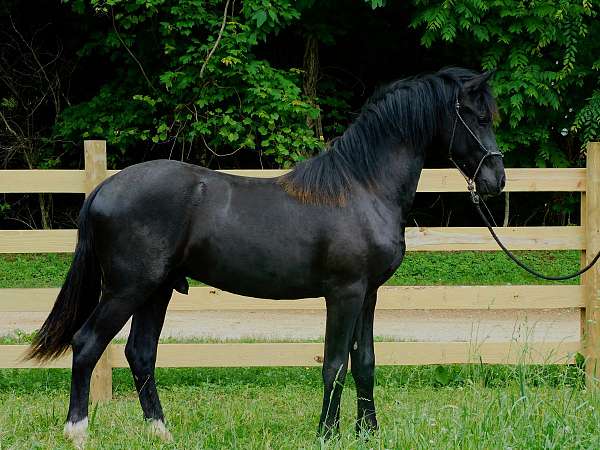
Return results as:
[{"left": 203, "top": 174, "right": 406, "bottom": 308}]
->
[{"left": 499, "top": 174, "right": 506, "bottom": 190}]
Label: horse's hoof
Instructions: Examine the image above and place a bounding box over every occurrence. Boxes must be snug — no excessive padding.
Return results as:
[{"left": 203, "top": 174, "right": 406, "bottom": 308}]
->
[
  {"left": 149, "top": 419, "right": 173, "bottom": 442},
  {"left": 317, "top": 423, "right": 340, "bottom": 441},
  {"left": 64, "top": 418, "right": 88, "bottom": 449},
  {"left": 355, "top": 412, "right": 379, "bottom": 436},
  {"left": 355, "top": 419, "right": 379, "bottom": 437}
]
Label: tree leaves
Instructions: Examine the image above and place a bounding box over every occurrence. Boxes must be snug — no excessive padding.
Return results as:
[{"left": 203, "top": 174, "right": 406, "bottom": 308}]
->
[
  {"left": 253, "top": 10, "right": 267, "bottom": 27},
  {"left": 55, "top": 0, "right": 599, "bottom": 170},
  {"left": 56, "top": 0, "right": 320, "bottom": 166},
  {"left": 410, "top": 0, "right": 600, "bottom": 167},
  {"left": 367, "top": 0, "right": 386, "bottom": 9}
]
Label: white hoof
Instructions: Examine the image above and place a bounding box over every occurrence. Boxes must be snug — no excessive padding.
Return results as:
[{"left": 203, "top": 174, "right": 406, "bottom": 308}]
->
[
  {"left": 149, "top": 419, "right": 173, "bottom": 442},
  {"left": 64, "top": 418, "right": 88, "bottom": 449}
]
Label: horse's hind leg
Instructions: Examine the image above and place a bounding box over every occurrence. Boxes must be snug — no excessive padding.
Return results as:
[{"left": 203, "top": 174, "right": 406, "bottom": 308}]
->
[
  {"left": 125, "top": 284, "right": 173, "bottom": 441},
  {"left": 64, "top": 285, "right": 156, "bottom": 448}
]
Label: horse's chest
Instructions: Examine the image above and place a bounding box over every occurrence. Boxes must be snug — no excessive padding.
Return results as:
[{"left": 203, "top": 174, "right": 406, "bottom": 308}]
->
[{"left": 365, "top": 226, "right": 406, "bottom": 283}]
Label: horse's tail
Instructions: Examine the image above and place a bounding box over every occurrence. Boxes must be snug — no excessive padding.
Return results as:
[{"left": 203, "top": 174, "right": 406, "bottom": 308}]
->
[{"left": 27, "top": 186, "right": 103, "bottom": 361}]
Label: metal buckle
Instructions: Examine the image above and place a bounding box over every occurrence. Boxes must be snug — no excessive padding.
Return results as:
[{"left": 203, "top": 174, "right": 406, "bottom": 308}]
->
[{"left": 467, "top": 181, "right": 480, "bottom": 204}]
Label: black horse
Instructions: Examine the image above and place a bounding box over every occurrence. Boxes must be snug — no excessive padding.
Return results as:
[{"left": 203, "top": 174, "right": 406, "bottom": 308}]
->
[{"left": 28, "top": 67, "right": 505, "bottom": 446}]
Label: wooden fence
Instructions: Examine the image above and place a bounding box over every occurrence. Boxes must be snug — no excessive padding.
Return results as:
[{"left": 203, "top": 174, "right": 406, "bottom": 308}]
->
[{"left": 1, "top": 140, "right": 599, "bottom": 402}]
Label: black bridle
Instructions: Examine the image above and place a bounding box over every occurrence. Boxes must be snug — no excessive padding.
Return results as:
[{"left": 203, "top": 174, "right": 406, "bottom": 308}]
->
[
  {"left": 450, "top": 99, "right": 600, "bottom": 281},
  {"left": 448, "top": 99, "right": 503, "bottom": 199}
]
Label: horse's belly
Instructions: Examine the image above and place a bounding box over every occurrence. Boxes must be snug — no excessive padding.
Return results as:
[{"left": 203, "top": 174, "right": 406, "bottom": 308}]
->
[
  {"left": 196, "top": 275, "right": 321, "bottom": 300},
  {"left": 185, "top": 240, "right": 324, "bottom": 300},
  {"left": 189, "top": 268, "right": 323, "bottom": 300}
]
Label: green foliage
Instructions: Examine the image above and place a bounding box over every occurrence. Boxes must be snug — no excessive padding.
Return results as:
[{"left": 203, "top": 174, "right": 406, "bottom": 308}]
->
[
  {"left": 55, "top": 0, "right": 322, "bottom": 167},
  {"left": 366, "top": 0, "right": 386, "bottom": 8},
  {"left": 411, "top": 0, "right": 600, "bottom": 167},
  {"left": 433, "top": 364, "right": 452, "bottom": 386},
  {"left": 57, "top": 85, "right": 155, "bottom": 165},
  {"left": 51, "top": 0, "right": 600, "bottom": 170},
  {"left": 572, "top": 90, "right": 600, "bottom": 146},
  {"left": 0, "top": 201, "right": 10, "bottom": 217}
]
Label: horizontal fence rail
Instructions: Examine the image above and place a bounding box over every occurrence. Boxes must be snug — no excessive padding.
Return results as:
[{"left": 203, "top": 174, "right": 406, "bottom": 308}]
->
[
  {"left": 0, "top": 341, "right": 580, "bottom": 369},
  {"left": 0, "top": 168, "right": 587, "bottom": 193},
  {"left": 0, "top": 285, "right": 585, "bottom": 312},
  {"left": 1, "top": 140, "right": 599, "bottom": 402},
  {"left": 0, "top": 226, "right": 585, "bottom": 253}
]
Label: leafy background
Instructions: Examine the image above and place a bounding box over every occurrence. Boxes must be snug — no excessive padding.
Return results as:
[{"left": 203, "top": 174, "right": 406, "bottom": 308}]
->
[{"left": 0, "top": 0, "right": 598, "bottom": 228}]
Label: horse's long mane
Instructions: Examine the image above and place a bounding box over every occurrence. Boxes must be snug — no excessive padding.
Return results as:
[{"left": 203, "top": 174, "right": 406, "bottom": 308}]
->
[{"left": 278, "top": 67, "right": 496, "bottom": 205}]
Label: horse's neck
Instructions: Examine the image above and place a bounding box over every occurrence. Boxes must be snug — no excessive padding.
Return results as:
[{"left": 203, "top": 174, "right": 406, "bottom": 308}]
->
[{"left": 368, "top": 143, "right": 426, "bottom": 213}]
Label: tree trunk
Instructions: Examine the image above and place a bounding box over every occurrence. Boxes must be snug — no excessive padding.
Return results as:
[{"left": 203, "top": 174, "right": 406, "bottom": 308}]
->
[{"left": 303, "top": 35, "right": 323, "bottom": 140}]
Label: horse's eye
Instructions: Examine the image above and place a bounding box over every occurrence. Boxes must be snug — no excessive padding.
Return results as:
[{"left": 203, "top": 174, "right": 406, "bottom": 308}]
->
[{"left": 478, "top": 116, "right": 490, "bottom": 126}]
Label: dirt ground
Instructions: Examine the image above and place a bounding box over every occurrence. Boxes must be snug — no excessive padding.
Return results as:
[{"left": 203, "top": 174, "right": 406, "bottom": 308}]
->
[{"left": 1, "top": 308, "right": 579, "bottom": 343}]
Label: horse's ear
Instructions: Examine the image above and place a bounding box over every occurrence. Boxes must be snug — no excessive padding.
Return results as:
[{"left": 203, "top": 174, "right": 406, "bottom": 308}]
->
[{"left": 463, "top": 70, "right": 495, "bottom": 92}]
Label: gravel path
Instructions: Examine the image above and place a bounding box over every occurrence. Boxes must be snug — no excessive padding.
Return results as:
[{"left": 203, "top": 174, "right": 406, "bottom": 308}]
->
[{"left": 1, "top": 309, "right": 580, "bottom": 343}]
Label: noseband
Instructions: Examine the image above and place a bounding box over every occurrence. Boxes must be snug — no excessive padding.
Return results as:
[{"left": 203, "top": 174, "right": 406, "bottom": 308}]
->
[{"left": 447, "top": 99, "right": 503, "bottom": 199}]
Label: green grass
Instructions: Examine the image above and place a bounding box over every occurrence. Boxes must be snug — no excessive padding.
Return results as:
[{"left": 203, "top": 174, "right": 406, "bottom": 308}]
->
[
  {"left": 0, "top": 365, "right": 597, "bottom": 449},
  {"left": 0, "top": 254, "right": 73, "bottom": 289},
  {"left": 392, "top": 250, "right": 580, "bottom": 285},
  {"left": 0, "top": 250, "right": 581, "bottom": 288},
  {"left": 0, "top": 331, "right": 421, "bottom": 345},
  {"left": 0, "top": 251, "right": 589, "bottom": 448}
]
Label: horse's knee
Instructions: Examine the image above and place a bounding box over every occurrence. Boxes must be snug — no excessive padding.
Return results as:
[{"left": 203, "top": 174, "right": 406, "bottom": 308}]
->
[
  {"left": 124, "top": 339, "right": 136, "bottom": 365},
  {"left": 71, "top": 330, "right": 97, "bottom": 370},
  {"left": 351, "top": 354, "right": 375, "bottom": 384},
  {"left": 71, "top": 329, "right": 84, "bottom": 354},
  {"left": 125, "top": 339, "right": 154, "bottom": 375},
  {"left": 322, "top": 359, "right": 348, "bottom": 386}
]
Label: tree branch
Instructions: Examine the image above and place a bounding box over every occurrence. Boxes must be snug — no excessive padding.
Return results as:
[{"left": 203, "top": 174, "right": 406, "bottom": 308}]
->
[
  {"left": 201, "top": 134, "right": 241, "bottom": 157},
  {"left": 10, "top": 17, "right": 60, "bottom": 121},
  {"left": 200, "top": 0, "right": 231, "bottom": 79},
  {"left": 111, "top": 8, "right": 155, "bottom": 91},
  {"left": 0, "top": 110, "right": 18, "bottom": 137}
]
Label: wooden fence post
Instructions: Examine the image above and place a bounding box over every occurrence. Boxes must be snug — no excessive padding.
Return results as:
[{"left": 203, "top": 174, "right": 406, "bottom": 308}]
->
[
  {"left": 585, "top": 142, "right": 600, "bottom": 387},
  {"left": 84, "top": 140, "right": 112, "bottom": 402},
  {"left": 581, "top": 190, "right": 588, "bottom": 345}
]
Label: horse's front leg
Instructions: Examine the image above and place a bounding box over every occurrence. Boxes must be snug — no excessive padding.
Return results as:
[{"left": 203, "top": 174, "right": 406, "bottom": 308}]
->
[
  {"left": 318, "top": 282, "right": 365, "bottom": 437},
  {"left": 350, "top": 290, "right": 378, "bottom": 434}
]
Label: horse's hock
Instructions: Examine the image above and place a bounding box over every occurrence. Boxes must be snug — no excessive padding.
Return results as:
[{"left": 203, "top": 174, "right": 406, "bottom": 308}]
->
[{"left": 1, "top": 140, "right": 599, "bottom": 402}]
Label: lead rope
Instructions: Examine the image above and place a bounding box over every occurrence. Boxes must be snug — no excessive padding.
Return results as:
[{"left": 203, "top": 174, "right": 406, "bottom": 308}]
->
[{"left": 470, "top": 184, "right": 600, "bottom": 281}]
